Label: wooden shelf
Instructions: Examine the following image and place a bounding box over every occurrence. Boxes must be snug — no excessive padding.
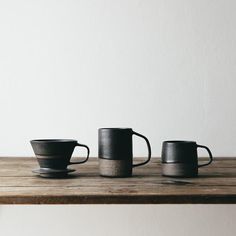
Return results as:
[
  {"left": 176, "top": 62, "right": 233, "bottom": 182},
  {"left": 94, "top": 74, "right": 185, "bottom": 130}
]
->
[{"left": 0, "top": 157, "right": 235, "bottom": 204}]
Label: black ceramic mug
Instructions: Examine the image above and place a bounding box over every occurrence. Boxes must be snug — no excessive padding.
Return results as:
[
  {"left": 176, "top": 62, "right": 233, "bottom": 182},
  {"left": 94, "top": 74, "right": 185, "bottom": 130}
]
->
[
  {"left": 98, "top": 128, "right": 151, "bottom": 177},
  {"left": 161, "top": 140, "right": 213, "bottom": 177},
  {"left": 30, "top": 139, "right": 90, "bottom": 170}
]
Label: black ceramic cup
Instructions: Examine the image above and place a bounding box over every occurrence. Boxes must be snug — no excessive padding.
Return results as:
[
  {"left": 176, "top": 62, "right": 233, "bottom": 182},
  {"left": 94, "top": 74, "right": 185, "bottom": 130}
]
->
[
  {"left": 98, "top": 128, "right": 151, "bottom": 177},
  {"left": 30, "top": 139, "right": 90, "bottom": 170},
  {"left": 161, "top": 140, "right": 213, "bottom": 177}
]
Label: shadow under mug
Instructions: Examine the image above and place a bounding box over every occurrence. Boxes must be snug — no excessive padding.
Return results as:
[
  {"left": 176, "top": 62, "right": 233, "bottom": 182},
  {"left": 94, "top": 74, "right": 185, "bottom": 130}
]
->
[
  {"left": 30, "top": 139, "right": 90, "bottom": 170},
  {"left": 98, "top": 128, "right": 152, "bottom": 177},
  {"left": 161, "top": 140, "right": 213, "bottom": 177}
]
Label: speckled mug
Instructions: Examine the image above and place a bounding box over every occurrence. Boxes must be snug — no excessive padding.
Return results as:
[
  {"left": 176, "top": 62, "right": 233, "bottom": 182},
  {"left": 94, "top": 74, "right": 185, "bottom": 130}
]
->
[
  {"left": 98, "top": 128, "right": 151, "bottom": 177},
  {"left": 161, "top": 140, "right": 213, "bottom": 177}
]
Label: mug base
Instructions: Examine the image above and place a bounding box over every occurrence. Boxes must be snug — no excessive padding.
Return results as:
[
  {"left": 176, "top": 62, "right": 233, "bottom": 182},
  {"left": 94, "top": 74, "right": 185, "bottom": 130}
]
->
[
  {"left": 99, "top": 174, "right": 132, "bottom": 178},
  {"left": 99, "top": 158, "right": 132, "bottom": 177},
  {"left": 162, "top": 163, "right": 198, "bottom": 178}
]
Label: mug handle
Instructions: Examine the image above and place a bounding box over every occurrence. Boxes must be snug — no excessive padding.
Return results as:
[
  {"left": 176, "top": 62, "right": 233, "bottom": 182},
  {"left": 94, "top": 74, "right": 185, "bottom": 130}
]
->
[
  {"left": 69, "top": 143, "right": 90, "bottom": 165},
  {"left": 197, "top": 144, "right": 213, "bottom": 168},
  {"left": 132, "top": 131, "right": 151, "bottom": 168}
]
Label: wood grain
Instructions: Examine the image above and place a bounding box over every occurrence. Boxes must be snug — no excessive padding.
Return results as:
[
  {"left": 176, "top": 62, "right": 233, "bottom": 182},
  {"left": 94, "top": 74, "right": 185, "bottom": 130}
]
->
[{"left": 0, "top": 157, "right": 235, "bottom": 204}]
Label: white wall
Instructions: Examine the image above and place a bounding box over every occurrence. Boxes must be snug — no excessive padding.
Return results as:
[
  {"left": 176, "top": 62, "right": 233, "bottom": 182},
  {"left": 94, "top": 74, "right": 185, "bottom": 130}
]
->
[
  {"left": 0, "top": 1, "right": 235, "bottom": 236},
  {"left": 0, "top": 0, "right": 236, "bottom": 157}
]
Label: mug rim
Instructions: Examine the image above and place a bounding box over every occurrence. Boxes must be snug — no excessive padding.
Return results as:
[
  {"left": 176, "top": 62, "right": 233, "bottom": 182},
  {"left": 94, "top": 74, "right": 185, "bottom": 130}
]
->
[
  {"left": 30, "top": 139, "right": 77, "bottom": 143},
  {"left": 99, "top": 128, "right": 132, "bottom": 130},
  {"left": 163, "top": 140, "right": 196, "bottom": 144}
]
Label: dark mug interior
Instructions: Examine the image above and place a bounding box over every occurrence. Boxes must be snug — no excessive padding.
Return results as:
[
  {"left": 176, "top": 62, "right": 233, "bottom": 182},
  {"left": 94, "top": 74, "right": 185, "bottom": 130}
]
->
[{"left": 31, "top": 139, "right": 77, "bottom": 169}]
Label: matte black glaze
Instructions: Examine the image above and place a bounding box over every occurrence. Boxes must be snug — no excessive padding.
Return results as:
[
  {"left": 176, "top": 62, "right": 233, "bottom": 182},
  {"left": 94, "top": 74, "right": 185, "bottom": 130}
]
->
[
  {"left": 98, "top": 128, "right": 151, "bottom": 177},
  {"left": 30, "top": 139, "right": 90, "bottom": 172},
  {"left": 162, "top": 141, "right": 198, "bottom": 164},
  {"left": 30, "top": 139, "right": 77, "bottom": 156},
  {"left": 161, "top": 140, "right": 213, "bottom": 177},
  {"left": 99, "top": 128, "right": 133, "bottom": 160}
]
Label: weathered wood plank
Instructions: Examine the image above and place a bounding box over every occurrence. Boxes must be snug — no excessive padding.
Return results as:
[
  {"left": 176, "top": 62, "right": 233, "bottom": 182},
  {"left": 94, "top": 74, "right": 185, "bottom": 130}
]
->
[{"left": 0, "top": 157, "right": 235, "bottom": 204}]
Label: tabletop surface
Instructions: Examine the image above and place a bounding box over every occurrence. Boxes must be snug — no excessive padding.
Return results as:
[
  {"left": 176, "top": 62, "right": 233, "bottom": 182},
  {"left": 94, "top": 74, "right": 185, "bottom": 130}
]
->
[{"left": 0, "top": 157, "right": 235, "bottom": 204}]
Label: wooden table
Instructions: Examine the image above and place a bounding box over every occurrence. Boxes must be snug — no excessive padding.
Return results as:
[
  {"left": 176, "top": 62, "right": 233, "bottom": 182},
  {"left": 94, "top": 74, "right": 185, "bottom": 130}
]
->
[{"left": 0, "top": 157, "right": 235, "bottom": 204}]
